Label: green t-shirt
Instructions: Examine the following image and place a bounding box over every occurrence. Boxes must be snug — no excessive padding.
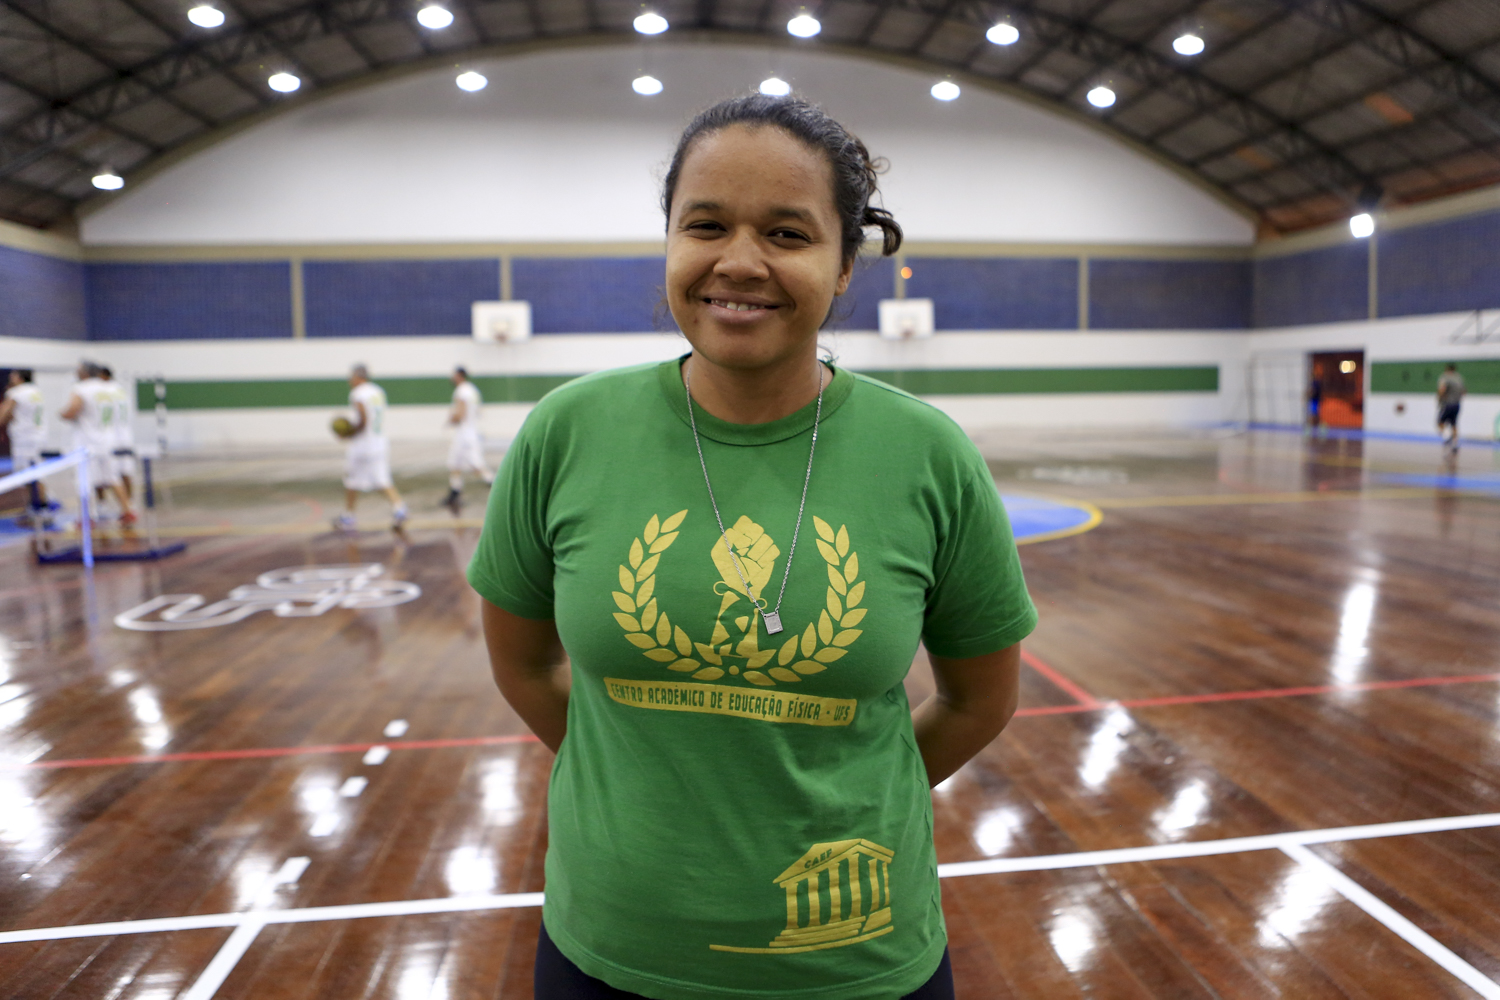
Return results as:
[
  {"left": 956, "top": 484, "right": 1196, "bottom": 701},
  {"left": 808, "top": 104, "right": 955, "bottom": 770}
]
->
[{"left": 468, "top": 358, "right": 1037, "bottom": 1000}]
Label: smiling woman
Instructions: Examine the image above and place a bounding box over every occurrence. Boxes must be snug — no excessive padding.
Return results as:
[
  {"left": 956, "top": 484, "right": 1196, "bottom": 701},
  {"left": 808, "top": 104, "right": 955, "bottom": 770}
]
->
[{"left": 468, "top": 95, "right": 1037, "bottom": 1000}]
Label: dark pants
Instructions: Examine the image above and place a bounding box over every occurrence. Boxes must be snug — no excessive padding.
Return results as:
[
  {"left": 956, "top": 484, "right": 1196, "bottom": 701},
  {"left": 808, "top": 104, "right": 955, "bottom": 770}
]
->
[{"left": 535, "top": 923, "right": 955, "bottom": 999}]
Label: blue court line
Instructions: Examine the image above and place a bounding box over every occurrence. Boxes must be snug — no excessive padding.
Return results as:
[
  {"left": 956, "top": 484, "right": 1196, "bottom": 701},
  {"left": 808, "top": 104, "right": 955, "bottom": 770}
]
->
[
  {"left": 1001, "top": 494, "right": 1100, "bottom": 544},
  {"left": 1373, "top": 472, "right": 1500, "bottom": 495},
  {"left": 1243, "top": 422, "right": 1500, "bottom": 449}
]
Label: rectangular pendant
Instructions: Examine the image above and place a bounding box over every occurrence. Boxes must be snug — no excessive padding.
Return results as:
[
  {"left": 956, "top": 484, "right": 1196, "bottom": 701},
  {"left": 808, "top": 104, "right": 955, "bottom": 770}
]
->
[{"left": 762, "top": 611, "right": 783, "bottom": 635}]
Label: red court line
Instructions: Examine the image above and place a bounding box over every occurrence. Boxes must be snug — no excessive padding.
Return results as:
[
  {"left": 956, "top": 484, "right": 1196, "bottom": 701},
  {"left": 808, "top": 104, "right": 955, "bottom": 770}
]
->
[
  {"left": 1019, "top": 648, "right": 1101, "bottom": 708},
  {"left": 5, "top": 733, "right": 540, "bottom": 771},
  {"left": 6, "top": 672, "right": 1499, "bottom": 772}
]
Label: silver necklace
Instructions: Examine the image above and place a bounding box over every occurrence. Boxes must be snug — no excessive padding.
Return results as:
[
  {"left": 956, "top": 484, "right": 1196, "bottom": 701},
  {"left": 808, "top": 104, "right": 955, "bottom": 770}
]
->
[{"left": 684, "top": 357, "right": 824, "bottom": 636}]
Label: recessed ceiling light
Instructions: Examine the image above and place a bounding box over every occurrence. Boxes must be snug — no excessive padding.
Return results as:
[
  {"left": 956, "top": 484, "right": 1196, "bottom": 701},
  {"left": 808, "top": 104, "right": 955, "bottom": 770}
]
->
[
  {"left": 931, "top": 81, "right": 960, "bottom": 102},
  {"left": 986, "top": 23, "right": 1019, "bottom": 45},
  {"left": 186, "top": 5, "right": 225, "bottom": 28},
  {"left": 759, "top": 77, "right": 791, "bottom": 96},
  {"left": 456, "top": 71, "right": 487, "bottom": 92},
  {"left": 91, "top": 168, "right": 124, "bottom": 191},
  {"left": 1172, "top": 33, "right": 1205, "bottom": 56},
  {"left": 1086, "top": 85, "right": 1116, "bottom": 108},
  {"left": 787, "top": 14, "right": 821, "bottom": 38},
  {"left": 1349, "top": 213, "right": 1375, "bottom": 238},
  {"left": 633, "top": 12, "right": 668, "bottom": 34},
  {"left": 632, "top": 75, "right": 663, "bottom": 96},
  {"left": 416, "top": 5, "right": 454, "bottom": 29},
  {"left": 268, "top": 72, "right": 302, "bottom": 93}
]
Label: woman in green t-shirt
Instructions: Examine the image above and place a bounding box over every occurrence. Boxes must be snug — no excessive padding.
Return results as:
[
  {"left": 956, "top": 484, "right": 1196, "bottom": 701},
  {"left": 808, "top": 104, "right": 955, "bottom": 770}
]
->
[{"left": 472, "top": 95, "right": 1037, "bottom": 1000}]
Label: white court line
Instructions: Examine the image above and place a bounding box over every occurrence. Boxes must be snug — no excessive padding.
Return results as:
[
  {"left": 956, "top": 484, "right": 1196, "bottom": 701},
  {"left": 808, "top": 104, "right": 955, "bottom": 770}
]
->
[
  {"left": 1282, "top": 844, "right": 1500, "bottom": 1000},
  {"left": 361, "top": 745, "right": 390, "bottom": 766},
  {"left": 179, "top": 918, "right": 264, "bottom": 1000}
]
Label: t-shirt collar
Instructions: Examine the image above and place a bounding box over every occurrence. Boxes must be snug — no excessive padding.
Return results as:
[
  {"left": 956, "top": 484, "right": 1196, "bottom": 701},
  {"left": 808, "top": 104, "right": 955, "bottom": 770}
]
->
[{"left": 657, "top": 354, "right": 854, "bottom": 446}]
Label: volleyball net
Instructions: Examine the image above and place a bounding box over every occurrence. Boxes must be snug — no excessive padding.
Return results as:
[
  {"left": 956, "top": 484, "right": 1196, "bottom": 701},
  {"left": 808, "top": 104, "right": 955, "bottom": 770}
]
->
[{"left": 0, "top": 449, "right": 95, "bottom": 568}]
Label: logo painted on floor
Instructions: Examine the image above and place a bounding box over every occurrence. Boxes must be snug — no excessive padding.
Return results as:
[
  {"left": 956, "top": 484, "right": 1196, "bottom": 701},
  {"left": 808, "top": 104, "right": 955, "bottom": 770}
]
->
[{"left": 114, "top": 564, "right": 421, "bottom": 631}]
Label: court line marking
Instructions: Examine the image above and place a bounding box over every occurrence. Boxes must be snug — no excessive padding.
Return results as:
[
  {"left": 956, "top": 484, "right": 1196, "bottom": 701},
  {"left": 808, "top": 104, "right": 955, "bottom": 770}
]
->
[
  {"left": 1010, "top": 498, "right": 1103, "bottom": 546},
  {"left": 1019, "top": 648, "right": 1100, "bottom": 708},
  {"left": 7, "top": 672, "right": 1498, "bottom": 773},
  {"left": 1281, "top": 843, "right": 1500, "bottom": 1000},
  {"left": 1091, "top": 487, "right": 1453, "bottom": 509}
]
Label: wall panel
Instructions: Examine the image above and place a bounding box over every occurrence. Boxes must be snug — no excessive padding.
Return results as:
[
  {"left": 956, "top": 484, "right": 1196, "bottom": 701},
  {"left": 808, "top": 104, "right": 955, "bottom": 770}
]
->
[
  {"left": 304, "top": 259, "right": 499, "bottom": 337},
  {"left": 1253, "top": 244, "right": 1367, "bottom": 328},
  {"left": 905, "top": 257, "right": 1078, "bottom": 330},
  {"left": 1090, "top": 258, "right": 1249, "bottom": 330},
  {"left": 86, "top": 261, "right": 293, "bottom": 340},
  {"left": 1378, "top": 211, "right": 1500, "bottom": 318},
  {"left": 0, "top": 245, "right": 87, "bottom": 341},
  {"left": 836, "top": 257, "right": 895, "bottom": 330},
  {"left": 512, "top": 257, "right": 664, "bottom": 333}
]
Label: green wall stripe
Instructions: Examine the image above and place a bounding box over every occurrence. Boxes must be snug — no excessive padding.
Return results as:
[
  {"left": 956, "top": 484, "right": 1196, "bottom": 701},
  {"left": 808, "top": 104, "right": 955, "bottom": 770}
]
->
[
  {"left": 861, "top": 366, "right": 1218, "bottom": 394},
  {"left": 1370, "top": 359, "right": 1500, "bottom": 395},
  {"left": 139, "top": 365, "right": 1219, "bottom": 410}
]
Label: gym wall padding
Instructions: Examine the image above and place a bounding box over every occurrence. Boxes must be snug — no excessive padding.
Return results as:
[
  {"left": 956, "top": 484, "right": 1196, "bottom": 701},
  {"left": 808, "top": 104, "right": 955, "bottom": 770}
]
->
[
  {"left": 904, "top": 257, "right": 1078, "bottom": 330},
  {"left": 1378, "top": 210, "right": 1500, "bottom": 318},
  {"left": 304, "top": 259, "right": 500, "bottom": 337},
  {"left": 512, "top": 257, "right": 665, "bottom": 333},
  {"left": 86, "top": 261, "right": 294, "bottom": 340},
  {"left": 1089, "top": 259, "right": 1250, "bottom": 330},
  {"left": 1253, "top": 244, "right": 1368, "bottom": 328},
  {"left": 0, "top": 244, "right": 87, "bottom": 341}
]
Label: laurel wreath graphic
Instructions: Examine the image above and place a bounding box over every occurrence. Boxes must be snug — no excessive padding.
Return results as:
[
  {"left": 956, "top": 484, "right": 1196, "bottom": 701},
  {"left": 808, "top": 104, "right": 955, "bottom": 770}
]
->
[{"left": 613, "top": 512, "right": 865, "bottom": 688}]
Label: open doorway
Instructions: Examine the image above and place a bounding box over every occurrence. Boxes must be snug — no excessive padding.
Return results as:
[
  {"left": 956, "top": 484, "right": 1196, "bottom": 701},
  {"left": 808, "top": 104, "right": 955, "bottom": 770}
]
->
[{"left": 1309, "top": 351, "right": 1365, "bottom": 429}]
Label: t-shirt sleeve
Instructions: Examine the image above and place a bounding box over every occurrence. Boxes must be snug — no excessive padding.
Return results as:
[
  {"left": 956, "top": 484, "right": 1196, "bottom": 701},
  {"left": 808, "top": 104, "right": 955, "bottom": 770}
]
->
[
  {"left": 466, "top": 418, "right": 556, "bottom": 619},
  {"left": 921, "top": 451, "right": 1038, "bottom": 659}
]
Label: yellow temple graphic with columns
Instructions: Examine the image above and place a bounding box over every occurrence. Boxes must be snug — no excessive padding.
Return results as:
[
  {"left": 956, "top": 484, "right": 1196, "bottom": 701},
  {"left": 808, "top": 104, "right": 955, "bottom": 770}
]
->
[{"left": 711, "top": 839, "right": 895, "bottom": 954}]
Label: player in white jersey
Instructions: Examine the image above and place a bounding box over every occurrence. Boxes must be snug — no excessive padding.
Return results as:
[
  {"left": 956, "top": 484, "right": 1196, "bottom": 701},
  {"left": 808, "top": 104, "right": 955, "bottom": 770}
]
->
[
  {"left": 2, "top": 369, "right": 52, "bottom": 510},
  {"left": 333, "top": 364, "right": 407, "bottom": 531},
  {"left": 442, "top": 366, "right": 492, "bottom": 511},
  {"left": 99, "top": 366, "right": 137, "bottom": 500},
  {"left": 61, "top": 361, "right": 135, "bottom": 524}
]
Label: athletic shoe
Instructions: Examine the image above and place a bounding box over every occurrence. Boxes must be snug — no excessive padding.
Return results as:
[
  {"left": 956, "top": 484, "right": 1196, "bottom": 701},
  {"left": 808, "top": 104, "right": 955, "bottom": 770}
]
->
[
  {"left": 392, "top": 505, "right": 409, "bottom": 529},
  {"left": 333, "top": 513, "right": 357, "bottom": 532},
  {"left": 443, "top": 488, "right": 462, "bottom": 513}
]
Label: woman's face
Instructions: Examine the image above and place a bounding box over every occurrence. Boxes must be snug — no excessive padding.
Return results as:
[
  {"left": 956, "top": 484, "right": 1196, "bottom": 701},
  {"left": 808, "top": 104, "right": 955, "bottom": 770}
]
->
[{"left": 666, "top": 125, "right": 852, "bottom": 374}]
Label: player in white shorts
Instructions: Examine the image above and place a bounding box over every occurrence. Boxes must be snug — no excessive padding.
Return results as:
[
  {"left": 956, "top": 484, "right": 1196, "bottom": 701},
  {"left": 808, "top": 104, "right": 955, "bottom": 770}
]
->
[
  {"left": 334, "top": 364, "right": 407, "bottom": 531},
  {"left": 2, "top": 369, "right": 51, "bottom": 511},
  {"left": 442, "top": 366, "right": 492, "bottom": 511},
  {"left": 61, "top": 361, "right": 135, "bottom": 525},
  {"left": 99, "top": 366, "right": 137, "bottom": 500}
]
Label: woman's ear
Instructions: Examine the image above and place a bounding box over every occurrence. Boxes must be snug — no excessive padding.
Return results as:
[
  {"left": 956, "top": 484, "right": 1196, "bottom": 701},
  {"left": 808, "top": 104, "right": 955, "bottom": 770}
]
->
[{"left": 835, "top": 257, "right": 854, "bottom": 297}]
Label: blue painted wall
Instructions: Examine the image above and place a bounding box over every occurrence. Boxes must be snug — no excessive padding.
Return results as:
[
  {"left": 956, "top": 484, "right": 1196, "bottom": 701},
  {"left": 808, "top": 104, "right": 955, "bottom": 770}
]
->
[
  {"left": 1090, "top": 258, "right": 1250, "bottom": 330},
  {"left": 1253, "top": 244, "right": 1368, "bottom": 328},
  {"left": 512, "top": 257, "right": 665, "bottom": 334},
  {"left": 86, "top": 261, "right": 293, "bottom": 340},
  {"left": 834, "top": 256, "right": 895, "bottom": 330},
  {"left": 304, "top": 259, "right": 499, "bottom": 337},
  {"left": 1378, "top": 210, "right": 1500, "bottom": 318},
  {"left": 906, "top": 257, "right": 1078, "bottom": 330},
  {"left": 0, "top": 245, "right": 87, "bottom": 340}
]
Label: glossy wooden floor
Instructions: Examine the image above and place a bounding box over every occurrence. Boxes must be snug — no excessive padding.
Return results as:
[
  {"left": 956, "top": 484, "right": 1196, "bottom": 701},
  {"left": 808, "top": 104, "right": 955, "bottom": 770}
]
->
[{"left": 2, "top": 429, "right": 1499, "bottom": 998}]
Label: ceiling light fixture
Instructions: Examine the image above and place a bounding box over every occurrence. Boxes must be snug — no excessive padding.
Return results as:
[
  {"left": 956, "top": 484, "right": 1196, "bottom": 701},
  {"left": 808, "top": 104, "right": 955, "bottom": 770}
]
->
[
  {"left": 1086, "top": 85, "right": 1116, "bottom": 108},
  {"left": 759, "top": 77, "right": 791, "bottom": 96},
  {"left": 186, "top": 5, "right": 225, "bottom": 28},
  {"left": 786, "top": 14, "right": 821, "bottom": 38},
  {"left": 632, "top": 75, "right": 663, "bottom": 95},
  {"left": 1172, "top": 33, "right": 1205, "bottom": 56},
  {"left": 633, "top": 12, "right": 668, "bottom": 34},
  {"left": 91, "top": 168, "right": 124, "bottom": 191},
  {"left": 1349, "top": 213, "right": 1375, "bottom": 238},
  {"left": 456, "top": 71, "right": 488, "bottom": 92},
  {"left": 931, "top": 81, "right": 960, "bottom": 102},
  {"left": 268, "top": 72, "right": 302, "bottom": 93},
  {"left": 416, "top": 5, "right": 454, "bottom": 29},
  {"left": 986, "top": 23, "right": 1019, "bottom": 45}
]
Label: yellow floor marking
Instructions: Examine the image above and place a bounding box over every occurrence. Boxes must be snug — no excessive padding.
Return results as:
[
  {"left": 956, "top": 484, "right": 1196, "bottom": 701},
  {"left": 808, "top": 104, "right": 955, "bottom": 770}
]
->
[
  {"left": 1014, "top": 499, "right": 1104, "bottom": 546},
  {"left": 1092, "top": 487, "right": 1455, "bottom": 509}
]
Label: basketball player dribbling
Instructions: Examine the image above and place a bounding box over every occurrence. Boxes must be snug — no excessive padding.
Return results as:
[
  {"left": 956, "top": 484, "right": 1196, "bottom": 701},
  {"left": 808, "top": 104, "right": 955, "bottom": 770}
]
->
[{"left": 333, "top": 364, "right": 408, "bottom": 531}]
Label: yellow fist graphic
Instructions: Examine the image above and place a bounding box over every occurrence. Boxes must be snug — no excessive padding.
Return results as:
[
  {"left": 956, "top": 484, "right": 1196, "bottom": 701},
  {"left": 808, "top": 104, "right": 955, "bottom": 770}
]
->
[{"left": 711, "top": 515, "right": 780, "bottom": 600}]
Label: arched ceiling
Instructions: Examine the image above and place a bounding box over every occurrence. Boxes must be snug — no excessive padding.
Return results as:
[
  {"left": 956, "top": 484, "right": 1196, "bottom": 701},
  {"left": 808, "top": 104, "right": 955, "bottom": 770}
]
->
[{"left": 2, "top": 0, "right": 1499, "bottom": 237}]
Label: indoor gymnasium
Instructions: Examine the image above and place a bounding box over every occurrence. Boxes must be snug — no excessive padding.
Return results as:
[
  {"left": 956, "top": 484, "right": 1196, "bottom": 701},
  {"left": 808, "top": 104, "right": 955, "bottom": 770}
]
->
[{"left": 3, "top": 1, "right": 1500, "bottom": 997}]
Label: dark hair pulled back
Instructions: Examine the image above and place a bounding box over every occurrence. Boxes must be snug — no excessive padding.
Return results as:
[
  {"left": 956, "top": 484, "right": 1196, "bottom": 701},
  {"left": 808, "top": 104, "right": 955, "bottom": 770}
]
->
[{"left": 661, "top": 95, "right": 903, "bottom": 264}]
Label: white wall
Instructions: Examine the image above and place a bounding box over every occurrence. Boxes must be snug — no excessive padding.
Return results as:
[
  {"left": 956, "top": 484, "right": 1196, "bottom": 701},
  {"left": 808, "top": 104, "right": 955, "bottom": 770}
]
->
[
  {"left": 86, "top": 330, "right": 1243, "bottom": 450},
  {"left": 82, "top": 43, "right": 1252, "bottom": 247},
  {"left": 1246, "top": 313, "right": 1500, "bottom": 441}
]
